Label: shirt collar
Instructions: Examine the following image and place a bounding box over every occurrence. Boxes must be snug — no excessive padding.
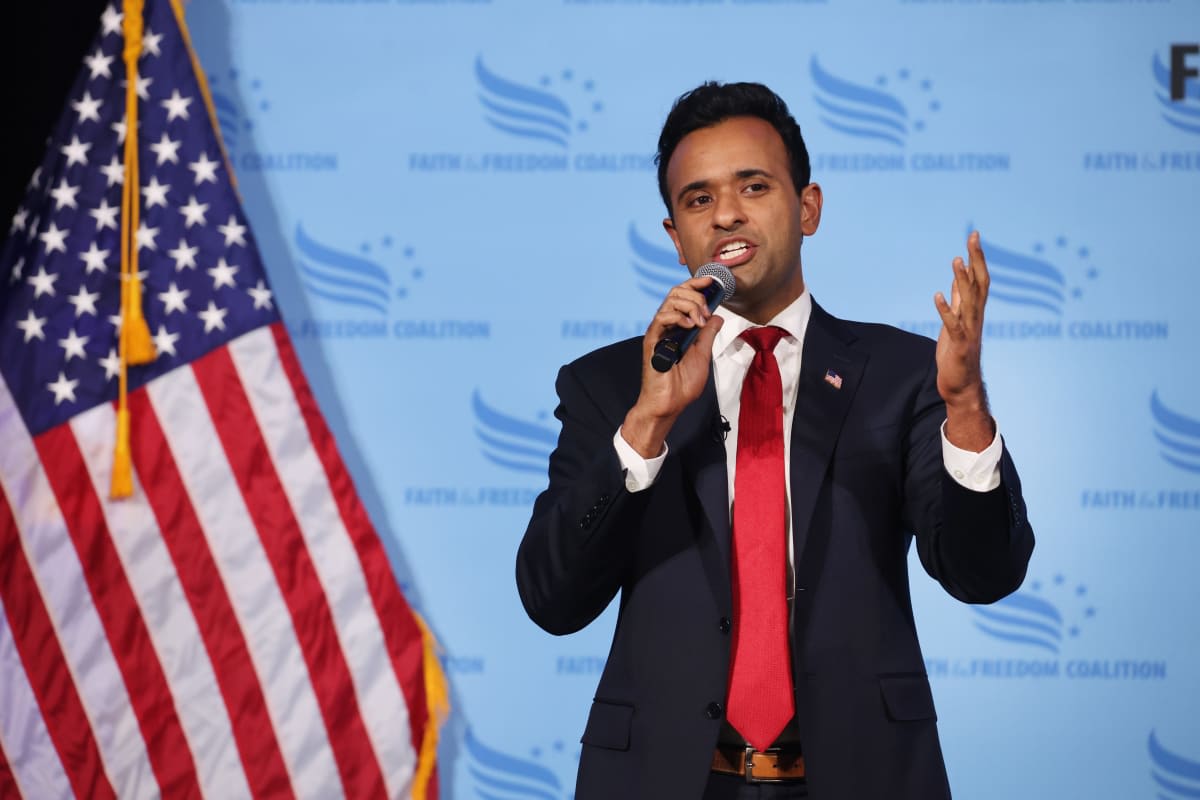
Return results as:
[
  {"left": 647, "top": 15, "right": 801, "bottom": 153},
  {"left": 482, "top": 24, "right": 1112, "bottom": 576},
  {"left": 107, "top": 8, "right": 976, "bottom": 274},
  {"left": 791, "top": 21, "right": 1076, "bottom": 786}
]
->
[{"left": 713, "top": 289, "right": 813, "bottom": 359}]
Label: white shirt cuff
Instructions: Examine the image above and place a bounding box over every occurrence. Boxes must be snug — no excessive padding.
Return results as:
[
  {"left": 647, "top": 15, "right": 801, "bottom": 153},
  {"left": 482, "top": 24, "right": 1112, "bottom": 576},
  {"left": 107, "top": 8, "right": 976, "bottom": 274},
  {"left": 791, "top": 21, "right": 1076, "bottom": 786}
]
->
[
  {"left": 613, "top": 427, "right": 668, "bottom": 492},
  {"left": 940, "top": 419, "right": 1002, "bottom": 492}
]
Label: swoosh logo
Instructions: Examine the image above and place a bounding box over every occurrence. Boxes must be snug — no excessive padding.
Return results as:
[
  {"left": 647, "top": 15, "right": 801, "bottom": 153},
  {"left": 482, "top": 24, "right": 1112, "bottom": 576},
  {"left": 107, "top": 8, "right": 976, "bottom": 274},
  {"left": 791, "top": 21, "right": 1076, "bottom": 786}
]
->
[
  {"left": 811, "top": 56, "right": 908, "bottom": 148},
  {"left": 294, "top": 223, "right": 391, "bottom": 315},
  {"left": 629, "top": 222, "right": 685, "bottom": 301},
  {"left": 978, "top": 230, "right": 1067, "bottom": 316},
  {"left": 465, "top": 727, "right": 564, "bottom": 800},
  {"left": 473, "top": 389, "right": 556, "bottom": 475},
  {"left": 1153, "top": 52, "right": 1200, "bottom": 136},
  {"left": 476, "top": 56, "right": 573, "bottom": 148},
  {"left": 969, "top": 591, "right": 1063, "bottom": 654},
  {"left": 1149, "top": 730, "right": 1200, "bottom": 799},
  {"left": 1150, "top": 391, "right": 1200, "bottom": 474}
]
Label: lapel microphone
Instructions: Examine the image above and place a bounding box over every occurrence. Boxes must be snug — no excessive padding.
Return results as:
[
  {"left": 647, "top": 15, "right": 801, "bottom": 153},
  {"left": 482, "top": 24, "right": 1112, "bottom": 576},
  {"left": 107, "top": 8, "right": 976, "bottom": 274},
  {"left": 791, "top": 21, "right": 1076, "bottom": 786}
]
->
[{"left": 651, "top": 263, "right": 736, "bottom": 373}]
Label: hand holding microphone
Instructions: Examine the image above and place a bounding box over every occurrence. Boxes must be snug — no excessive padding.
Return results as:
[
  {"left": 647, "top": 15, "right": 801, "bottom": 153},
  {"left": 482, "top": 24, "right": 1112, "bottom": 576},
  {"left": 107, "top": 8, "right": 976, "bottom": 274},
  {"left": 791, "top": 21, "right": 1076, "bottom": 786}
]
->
[{"left": 651, "top": 263, "right": 736, "bottom": 372}]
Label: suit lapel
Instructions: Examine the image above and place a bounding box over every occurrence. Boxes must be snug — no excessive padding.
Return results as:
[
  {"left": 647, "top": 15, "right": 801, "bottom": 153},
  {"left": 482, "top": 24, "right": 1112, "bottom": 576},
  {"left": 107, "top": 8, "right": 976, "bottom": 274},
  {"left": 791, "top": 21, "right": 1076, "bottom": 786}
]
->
[{"left": 789, "top": 303, "right": 868, "bottom": 561}]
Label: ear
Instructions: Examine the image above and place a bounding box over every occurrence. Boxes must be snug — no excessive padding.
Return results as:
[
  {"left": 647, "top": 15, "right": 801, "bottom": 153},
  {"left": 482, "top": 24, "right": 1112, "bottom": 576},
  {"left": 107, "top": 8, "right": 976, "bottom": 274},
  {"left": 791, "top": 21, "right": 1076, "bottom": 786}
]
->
[
  {"left": 662, "top": 217, "right": 687, "bottom": 266},
  {"left": 800, "top": 182, "right": 823, "bottom": 236}
]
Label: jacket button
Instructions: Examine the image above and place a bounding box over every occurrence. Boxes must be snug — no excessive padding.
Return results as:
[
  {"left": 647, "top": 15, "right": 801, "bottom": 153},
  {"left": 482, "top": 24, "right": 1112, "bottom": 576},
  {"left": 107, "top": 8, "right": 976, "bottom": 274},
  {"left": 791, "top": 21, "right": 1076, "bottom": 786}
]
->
[
  {"left": 718, "top": 617, "right": 731, "bottom": 633},
  {"left": 705, "top": 702, "right": 723, "bottom": 719},
  {"left": 598, "top": 494, "right": 609, "bottom": 505}
]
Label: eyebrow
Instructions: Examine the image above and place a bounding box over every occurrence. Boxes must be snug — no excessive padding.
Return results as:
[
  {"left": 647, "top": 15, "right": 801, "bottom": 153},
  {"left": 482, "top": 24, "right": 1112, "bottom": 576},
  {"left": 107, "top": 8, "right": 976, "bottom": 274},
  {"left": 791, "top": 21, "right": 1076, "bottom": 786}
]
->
[{"left": 674, "top": 168, "right": 776, "bottom": 205}]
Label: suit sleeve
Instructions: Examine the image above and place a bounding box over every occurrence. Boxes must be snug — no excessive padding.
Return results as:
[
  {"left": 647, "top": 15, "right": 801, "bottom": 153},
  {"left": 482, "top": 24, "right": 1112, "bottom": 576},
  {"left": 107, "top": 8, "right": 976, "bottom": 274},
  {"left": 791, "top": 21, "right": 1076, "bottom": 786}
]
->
[
  {"left": 904, "top": 357, "right": 1035, "bottom": 604},
  {"left": 516, "top": 360, "right": 650, "bottom": 635}
]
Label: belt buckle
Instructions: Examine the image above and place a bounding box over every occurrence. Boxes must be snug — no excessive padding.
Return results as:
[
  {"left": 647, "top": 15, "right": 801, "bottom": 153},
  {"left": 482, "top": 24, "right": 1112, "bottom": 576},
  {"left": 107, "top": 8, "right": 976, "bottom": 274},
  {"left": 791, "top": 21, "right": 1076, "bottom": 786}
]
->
[{"left": 743, "top": 745, "right": 784, "bottom": 784}]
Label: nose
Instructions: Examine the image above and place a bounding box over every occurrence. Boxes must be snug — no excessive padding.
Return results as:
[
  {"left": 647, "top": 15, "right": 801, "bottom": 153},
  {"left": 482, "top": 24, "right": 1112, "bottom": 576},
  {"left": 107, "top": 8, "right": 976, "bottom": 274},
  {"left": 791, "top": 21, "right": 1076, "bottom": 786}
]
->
[{"left": 711, "top": 189, "right": 745, "bottom": 231}]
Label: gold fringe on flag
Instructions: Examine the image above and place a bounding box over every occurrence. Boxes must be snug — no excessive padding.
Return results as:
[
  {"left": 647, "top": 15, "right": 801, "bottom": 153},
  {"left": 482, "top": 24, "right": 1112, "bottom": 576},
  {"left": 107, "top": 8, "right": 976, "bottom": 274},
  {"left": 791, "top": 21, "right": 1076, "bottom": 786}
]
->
[
  {"left": 411, "top": 613, "right": 450, "bottom": 800},
  {"left": 111, "top": 0, "right": 156, "bottom": 498}
]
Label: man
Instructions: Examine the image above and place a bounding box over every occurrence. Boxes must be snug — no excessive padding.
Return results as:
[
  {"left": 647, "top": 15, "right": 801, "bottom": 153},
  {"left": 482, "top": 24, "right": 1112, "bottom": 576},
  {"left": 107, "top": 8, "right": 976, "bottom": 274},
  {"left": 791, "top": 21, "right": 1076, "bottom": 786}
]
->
[{"left": 516, "top": 82, "right": 1033, "bottom": 799}]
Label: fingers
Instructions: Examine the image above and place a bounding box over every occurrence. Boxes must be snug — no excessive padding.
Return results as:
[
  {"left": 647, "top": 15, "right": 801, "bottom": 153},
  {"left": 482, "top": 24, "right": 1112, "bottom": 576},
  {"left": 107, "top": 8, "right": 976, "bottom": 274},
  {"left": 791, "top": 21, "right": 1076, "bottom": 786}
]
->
[{"left": 650, "top": 277, "right": 716, "bottom": 333}]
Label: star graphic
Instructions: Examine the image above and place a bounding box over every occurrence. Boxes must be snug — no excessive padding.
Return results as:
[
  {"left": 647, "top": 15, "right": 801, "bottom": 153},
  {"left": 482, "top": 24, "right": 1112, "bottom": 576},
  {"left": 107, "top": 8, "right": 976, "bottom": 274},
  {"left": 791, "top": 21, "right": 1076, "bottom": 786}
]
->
[
  {"left": 121, "top": 75, "right": 153, "bottom": 101},
  {"left": 247, "top": 279, "right": 273, "bottom": 310},
  {"left": 136, "top": 221, "right": 160, "bottom": 251},
  {"left": 100, "top": 155, "right": 124, "bottom": 187},
  {"left": 85, "top": 49, "right": 114, "bottom": 80},
  {"left": 161, "top": 89, "right": 192, "bottom": 121},
  {"left": 188, "top": 152, "right": 219, "bottom": 185},
  {"left": 27, "top": 266, "right": 59, "bottom": 298},
  {"left": 108, "top": 311, "right": 122, "bottom": 332},
  {"left": 142, "top": 28, "right": 163, "bottom": 58},
  {"left": 90, "top": 199, "right": 119, "bottom": 231},
  {"left": 207, "top": 257, "right": 239, "bottom": 289},
  {"left": 198, "top": 301, "right": 228, "bottom": 333},
  {"left": 218, "top": 215, "right": 247, "bottom": 248},
  {"left": 153, "top": 325, "right": 180, "bottom": 357},
  {"left": 68, "top": 286, "right": 101, "bottom": 317},
  {"left": 39, "top": 222, "right": 68, "bottom": 254},
  {"left": 142, "top": 175, "right": 171, "bottom": 208},
  {"left": 179, "top": 195, "right": 209, "bottom": 228},
  {"left": 99, "top": 348, "right": 121, "bottom": 380},
  {"left": 112, "top": 116, "right": 128, "bottom": 145},
  {"left": 61, "top": 135, "right": 92, "bottom": 167},
  {"left": 10, "top": 207, "right": 27, "bottom": 233},
  {"left": 149, "top": 132, "right": 181, "bottom": 166},
  {"left": 158, "top": 282, "right": 190, "bottom": 315},
  {"left": 15, "top": 310, "right": 47, "bottom": 342},
  {"left": 101, "top": 5, "right": 122, "bottom": 35},
  {"left": 9, "top": 257, "right": 22, "bottom": 284},
  {"left": 59, "top": 329, "right": 89, "bottom": 361},
  {"left": 49, "top": 178, "right": 80, "bottom": 210},
  {"left": 79, "top": 241, "right": 110, "bottom": 274},
  {"left": 72, "top": 91, "right": 103, "bottom": 123},
  {"left": 48, "top": 372, "right": 80, "bottom": 406},
  {"left": 167, "top": 238, "right": 199, "bottom": 271}
]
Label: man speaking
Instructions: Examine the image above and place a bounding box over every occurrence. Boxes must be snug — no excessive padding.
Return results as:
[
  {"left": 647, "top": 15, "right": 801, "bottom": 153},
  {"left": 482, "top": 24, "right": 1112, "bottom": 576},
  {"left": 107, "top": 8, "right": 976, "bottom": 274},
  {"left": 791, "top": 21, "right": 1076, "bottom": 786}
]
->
[{"left": 516, "top": 81, "right": 1034, "bottom": 799}]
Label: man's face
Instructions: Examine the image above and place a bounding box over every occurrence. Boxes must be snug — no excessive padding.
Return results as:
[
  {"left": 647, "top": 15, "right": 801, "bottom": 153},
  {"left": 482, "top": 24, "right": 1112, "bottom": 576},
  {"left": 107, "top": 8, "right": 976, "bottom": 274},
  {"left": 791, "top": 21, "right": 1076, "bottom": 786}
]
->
[{"left": 663, "top": 115, "right": 822, "bottom": 325}]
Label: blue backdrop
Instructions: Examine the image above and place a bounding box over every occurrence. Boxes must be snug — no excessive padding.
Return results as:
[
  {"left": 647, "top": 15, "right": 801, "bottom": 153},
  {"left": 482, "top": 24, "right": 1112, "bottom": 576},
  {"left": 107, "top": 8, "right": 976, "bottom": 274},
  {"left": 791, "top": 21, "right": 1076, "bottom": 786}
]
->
[{"left": 184, "top": 2, "right": 1200, "bottom": 797}]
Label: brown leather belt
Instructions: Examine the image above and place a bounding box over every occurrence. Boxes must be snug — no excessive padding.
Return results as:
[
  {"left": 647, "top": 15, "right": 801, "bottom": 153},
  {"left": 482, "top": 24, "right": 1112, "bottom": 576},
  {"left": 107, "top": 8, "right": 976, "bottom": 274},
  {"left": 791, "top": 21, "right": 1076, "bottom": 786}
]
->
[{"left": 711, "top": 745, "right": 806, "bottom": 782}]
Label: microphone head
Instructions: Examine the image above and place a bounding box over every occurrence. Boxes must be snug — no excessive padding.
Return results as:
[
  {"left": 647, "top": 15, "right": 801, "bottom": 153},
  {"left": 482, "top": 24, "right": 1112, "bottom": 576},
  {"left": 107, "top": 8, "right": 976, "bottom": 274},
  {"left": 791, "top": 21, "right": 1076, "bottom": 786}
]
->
[{"left": 696, "top": 262, "right": 736, "bottom": 303}]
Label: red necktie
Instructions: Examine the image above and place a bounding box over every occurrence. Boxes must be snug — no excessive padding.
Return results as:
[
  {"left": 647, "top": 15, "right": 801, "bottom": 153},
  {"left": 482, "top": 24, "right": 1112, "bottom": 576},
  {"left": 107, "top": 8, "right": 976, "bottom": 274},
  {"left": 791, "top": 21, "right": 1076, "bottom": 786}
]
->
[{"left": 727, "top": 326, "right": 794, "bottom": 752}]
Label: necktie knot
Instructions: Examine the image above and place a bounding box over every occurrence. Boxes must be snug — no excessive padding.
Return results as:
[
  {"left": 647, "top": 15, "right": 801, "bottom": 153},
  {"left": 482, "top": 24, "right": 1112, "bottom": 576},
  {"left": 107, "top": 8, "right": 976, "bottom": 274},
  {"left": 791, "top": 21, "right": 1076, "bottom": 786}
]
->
[{"left": 740, "top": 326, "right": 787, "bottom": 356}]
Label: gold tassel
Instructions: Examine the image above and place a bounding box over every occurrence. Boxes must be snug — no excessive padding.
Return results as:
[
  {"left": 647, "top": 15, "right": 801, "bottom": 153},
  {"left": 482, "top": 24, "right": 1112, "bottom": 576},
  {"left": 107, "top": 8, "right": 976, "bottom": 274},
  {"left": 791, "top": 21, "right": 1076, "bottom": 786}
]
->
[
  {"left": 110, "top": 408, "right": 134, "bottom": 498},
  {"left": 125, "top": 275, "right": 157, "bottom": 364},
  {"left": 411, "top": 613, "right": 449, "bottom": 800}
]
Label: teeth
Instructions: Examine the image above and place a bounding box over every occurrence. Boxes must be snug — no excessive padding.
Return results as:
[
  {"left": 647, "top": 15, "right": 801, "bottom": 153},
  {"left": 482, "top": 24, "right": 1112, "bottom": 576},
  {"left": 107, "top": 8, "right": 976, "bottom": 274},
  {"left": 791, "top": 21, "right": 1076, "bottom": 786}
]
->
[{"left": 720, "top": 242, "right": 749, "bottom": 257}]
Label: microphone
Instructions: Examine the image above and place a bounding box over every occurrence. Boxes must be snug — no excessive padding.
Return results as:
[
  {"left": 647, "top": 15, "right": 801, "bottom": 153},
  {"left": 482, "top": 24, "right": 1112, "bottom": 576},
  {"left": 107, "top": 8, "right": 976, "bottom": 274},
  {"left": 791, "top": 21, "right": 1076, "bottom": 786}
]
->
[
  {"left": 711, "top": 413, "right": 731, "bottom": 443},
  {"left": 650, "top": 263, "right": 736, "bottom": 373}
]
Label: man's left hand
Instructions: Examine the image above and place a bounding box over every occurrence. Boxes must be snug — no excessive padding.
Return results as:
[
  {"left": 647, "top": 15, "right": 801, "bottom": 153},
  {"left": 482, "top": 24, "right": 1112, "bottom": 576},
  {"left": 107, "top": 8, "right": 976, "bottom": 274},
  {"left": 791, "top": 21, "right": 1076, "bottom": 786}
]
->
[{"left": 934, "top": 230, "right": 996, "bottom": 452}]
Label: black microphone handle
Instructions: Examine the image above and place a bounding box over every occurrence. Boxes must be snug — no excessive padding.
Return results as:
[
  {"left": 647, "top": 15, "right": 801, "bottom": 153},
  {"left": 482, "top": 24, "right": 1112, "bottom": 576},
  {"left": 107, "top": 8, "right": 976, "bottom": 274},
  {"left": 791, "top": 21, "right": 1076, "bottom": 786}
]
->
[{"left": 650, "top": 278, "right": 726, "bottom": 373}]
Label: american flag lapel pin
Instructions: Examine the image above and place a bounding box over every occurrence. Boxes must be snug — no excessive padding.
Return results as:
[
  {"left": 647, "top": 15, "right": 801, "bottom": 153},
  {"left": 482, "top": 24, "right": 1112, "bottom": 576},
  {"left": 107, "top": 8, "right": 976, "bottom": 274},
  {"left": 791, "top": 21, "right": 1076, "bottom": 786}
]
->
[{"left": 824, "top": 369, "right": 844, "bottom": 390}]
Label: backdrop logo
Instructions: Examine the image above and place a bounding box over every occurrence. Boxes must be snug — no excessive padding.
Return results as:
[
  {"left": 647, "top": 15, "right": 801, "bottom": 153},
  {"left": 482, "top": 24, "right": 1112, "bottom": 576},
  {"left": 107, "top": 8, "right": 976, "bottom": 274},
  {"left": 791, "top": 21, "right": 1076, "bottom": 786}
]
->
[
  {"left": 206, "top": 69, "right": 337, "bottom": 172},
  {"left": 1156, "top": 45, "right": 1200, "bottom": 135},
  {"left": 1149, "top": 730, "right": 1200, "bottom": 799},
  {"left": 925, "top": 572, "right": 1166, "bottom": 681},
  {"left": 472, "top": 389, "right": 556, "bottom": 474},
  {"left": 464, "top": 728, "right": 574, "bottom": 800},
  {"left": 409, "top": 57, "right": 652, "bottom": 174},
  {"left": 809, "top": 56, "right": 1007, "bottom": 173},
  {"left": 630, "top": 223, "right": 684, "bottom": 301},
  {"left": 896, "top": 229, "right": 1167, "bottom": 342},
  {"left": 969, "top": 575, "right": 1093, "bottom": 655},
  {"left": 1081, "top": 389, "right": 1200, "bottom": 511}
]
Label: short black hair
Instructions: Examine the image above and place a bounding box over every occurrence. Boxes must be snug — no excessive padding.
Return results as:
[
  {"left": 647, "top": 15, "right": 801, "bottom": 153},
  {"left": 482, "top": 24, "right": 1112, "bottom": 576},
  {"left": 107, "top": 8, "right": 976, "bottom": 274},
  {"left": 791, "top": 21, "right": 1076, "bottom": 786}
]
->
[{"left": 655, "top": 81, "right": 811, "bottom": 216}]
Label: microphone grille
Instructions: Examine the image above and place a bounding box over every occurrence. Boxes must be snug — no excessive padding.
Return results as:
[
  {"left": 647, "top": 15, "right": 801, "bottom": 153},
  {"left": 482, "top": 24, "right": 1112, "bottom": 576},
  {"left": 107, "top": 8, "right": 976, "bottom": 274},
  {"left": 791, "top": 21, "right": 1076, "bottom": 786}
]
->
[{"left": 697, "top": 262, "right": 736, "bottom": 303}]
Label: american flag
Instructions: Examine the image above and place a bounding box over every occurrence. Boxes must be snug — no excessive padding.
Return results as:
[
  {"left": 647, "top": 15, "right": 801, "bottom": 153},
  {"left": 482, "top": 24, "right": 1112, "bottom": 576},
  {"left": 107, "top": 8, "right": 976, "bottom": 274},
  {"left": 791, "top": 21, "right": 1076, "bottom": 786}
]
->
[{"left": 0, "top": 2, "right": 441, "bottom": 798}]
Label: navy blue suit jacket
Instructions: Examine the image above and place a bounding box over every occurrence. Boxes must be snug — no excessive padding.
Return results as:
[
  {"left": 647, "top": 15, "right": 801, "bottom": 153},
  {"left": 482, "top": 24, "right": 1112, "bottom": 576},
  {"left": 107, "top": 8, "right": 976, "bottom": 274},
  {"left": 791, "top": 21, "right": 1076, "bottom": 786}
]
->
[{"left": 516, "top": 302, "right": 1034, "bottom": 799}]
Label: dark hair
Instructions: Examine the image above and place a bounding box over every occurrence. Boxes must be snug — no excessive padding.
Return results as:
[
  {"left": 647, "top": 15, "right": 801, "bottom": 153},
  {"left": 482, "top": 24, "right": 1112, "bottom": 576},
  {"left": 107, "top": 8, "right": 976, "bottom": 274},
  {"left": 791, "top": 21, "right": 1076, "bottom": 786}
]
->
[{"left": 655, "top": 81, "right": 811, "bottom": 216}]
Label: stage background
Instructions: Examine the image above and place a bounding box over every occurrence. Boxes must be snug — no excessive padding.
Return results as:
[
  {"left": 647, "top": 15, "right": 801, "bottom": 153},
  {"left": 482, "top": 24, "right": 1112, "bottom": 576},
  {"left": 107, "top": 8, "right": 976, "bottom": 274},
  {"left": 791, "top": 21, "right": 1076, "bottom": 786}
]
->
[{"left": 171, "top": 2, "right": 1199, "bottom": 797}]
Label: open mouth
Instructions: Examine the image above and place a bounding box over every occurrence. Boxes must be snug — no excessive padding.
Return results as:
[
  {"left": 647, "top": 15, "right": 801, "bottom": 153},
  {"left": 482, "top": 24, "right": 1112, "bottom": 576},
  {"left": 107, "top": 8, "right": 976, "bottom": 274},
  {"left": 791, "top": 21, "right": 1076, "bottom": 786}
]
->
[{"left": 714, "top": 239, "right": 755, "bottom": 266}]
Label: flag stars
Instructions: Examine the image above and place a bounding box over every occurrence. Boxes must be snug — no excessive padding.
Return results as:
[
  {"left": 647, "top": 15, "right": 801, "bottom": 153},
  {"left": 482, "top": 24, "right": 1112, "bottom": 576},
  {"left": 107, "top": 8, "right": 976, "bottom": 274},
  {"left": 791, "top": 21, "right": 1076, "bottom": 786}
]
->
[
  {"left": 121, "top": 75, "right": 153, "bottom": 101},
  {"left": 149, "top": 132, "right": 182, "bottom": 166},
  {"left": 179, "top": 195, "right": 209, "bottom": 228},
  {"left": 50, "top": 178, "right": 81, "bottom": 211},
  {"left": 61, "top": 135, "right": 92, "bottom": 167},
  {"left": 168, "top": 239, "right": 199, "bottom": 271},
  {"left": 218, "top": 215, "right": 247, "bottom": 247},
  {"left": 198, "top": 301, "right": 228, "bottom": 333},
  {"left": 11, "top": 207, "right": 28, "bottom": 233},
  {"left": 72, "top": 91, "right": 103, "bottom": 123},
  {"left": 100, "top": 155, "right": 124, "bottom": 187},
  {"left": 188, "top": 152, "right": 219, "bottom": 185},
  {"left": 27, "top": 266, "right": 59, "bottom": 298},
  {"left": 39, "top": 222, "right": 69, "bottom": 254},
  {"left": 99, "top": 348, "right": 120, "bottom": 380},
  {"left": 112, "top": 116, "right": 128, "bottom": 145},
  {"left": 142, "top": 28, "right": 163, "bottom": 58},
  {"left": 59, "top": 329, "right": 90, "bottom": 361},
  {"left": 162, "top": 89, "right": 193, "bottom": 121},
  {"left": 16, "top": 310, "right": 47, "bottom": 342},
  {"left": 68, "top": 286, "right": 101, "bottom": 317},
  {"left": 79, "top": 242, "right": 111, "bottom": 274},
  {"left": 153, "top": 325, "right": 180, "bottom": 357},
  {"left": 136, "top": 221, "right": 159, "bottom": 251},
  {"left": 142, "top": 175, "right": 171, "bottom": 208},
  {"left": 47, "top": 372, "right": 80, "bottom": 406},
  {"left": 247, "top": 279, "right": 273, "bottom": 310},
  {"left": 9, "top": 258, "right": 23, "bottom": 285},
  {"left": 158, "top": 282, "right": 190, "bottom": 315},
  {"left": 208, "top": 257, "right": 239, "bottom": 289},
  {"left": 90, "top": 199, "right": 119, "bottom": 231},
  {"left": 85, "top": 49, "right": 114, "bottom": 80},
  {"left": 101, "top": 5, "right": 123, "bottom": 35}
]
